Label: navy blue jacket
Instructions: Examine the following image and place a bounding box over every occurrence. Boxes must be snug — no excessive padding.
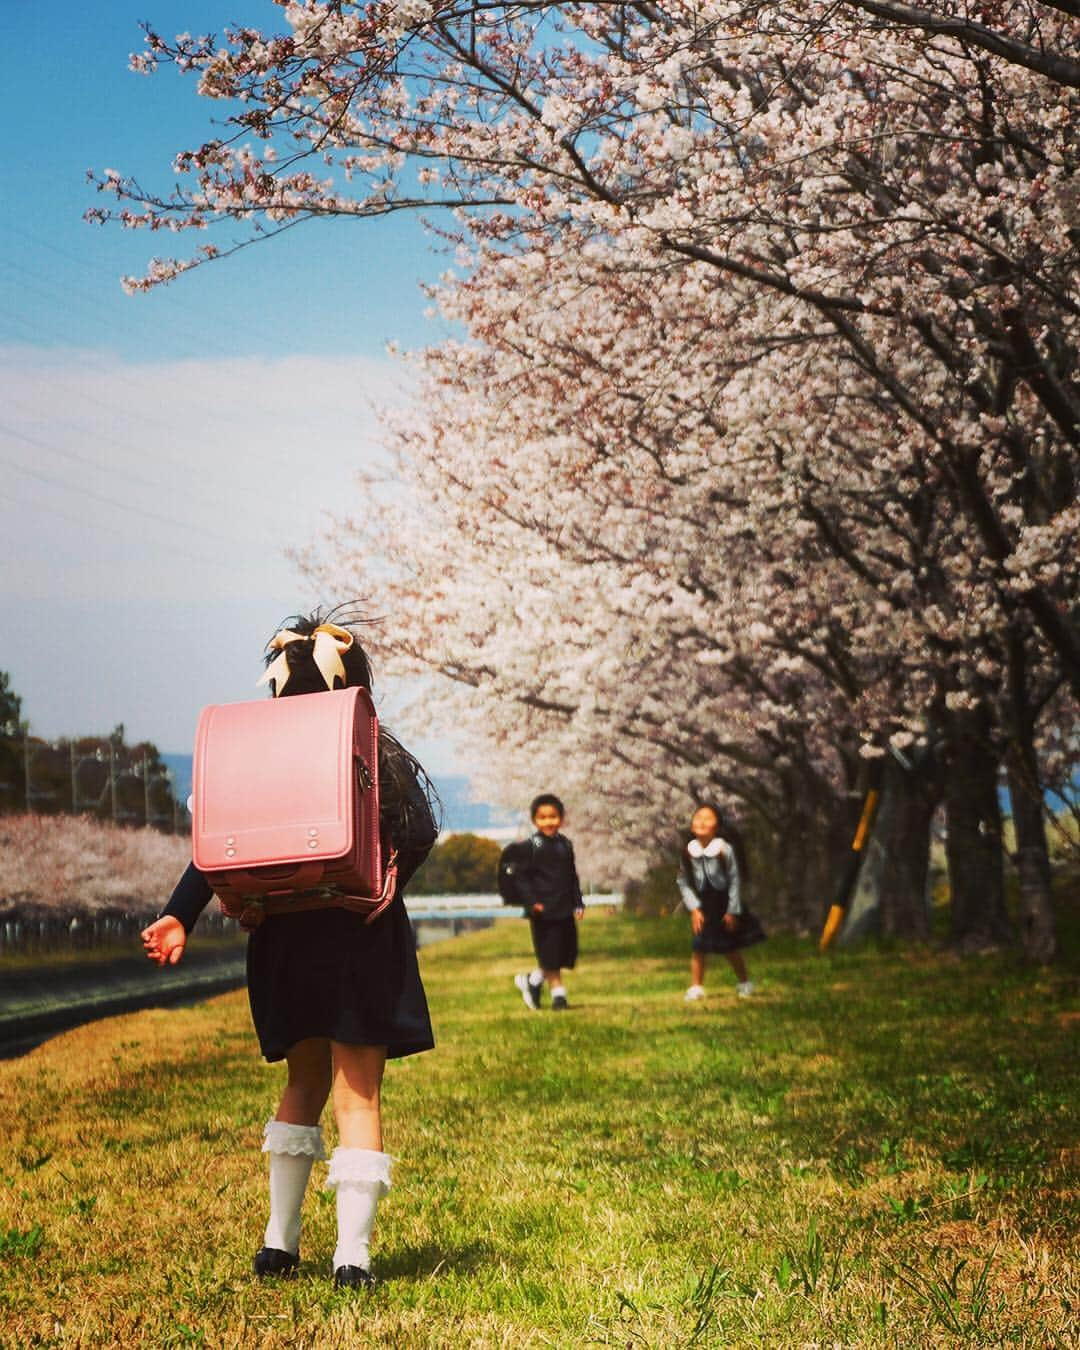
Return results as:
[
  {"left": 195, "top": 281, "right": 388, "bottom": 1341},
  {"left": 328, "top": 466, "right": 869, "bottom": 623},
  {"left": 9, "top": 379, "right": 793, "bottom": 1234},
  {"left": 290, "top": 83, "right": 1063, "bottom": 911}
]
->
[{"left": 502, "top": 832, "right": 583, "bottom": 921}]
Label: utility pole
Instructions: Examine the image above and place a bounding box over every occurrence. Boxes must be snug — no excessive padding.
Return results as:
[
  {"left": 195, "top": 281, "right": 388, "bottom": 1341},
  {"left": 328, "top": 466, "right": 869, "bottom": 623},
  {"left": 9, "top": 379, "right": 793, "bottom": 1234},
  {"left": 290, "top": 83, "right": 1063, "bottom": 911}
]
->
[
  {"left": 169, "top": 770, "right": 180, "bottom": 834},
  {"left": 109, "top": 740, "right": 118, "bottom": 822}
]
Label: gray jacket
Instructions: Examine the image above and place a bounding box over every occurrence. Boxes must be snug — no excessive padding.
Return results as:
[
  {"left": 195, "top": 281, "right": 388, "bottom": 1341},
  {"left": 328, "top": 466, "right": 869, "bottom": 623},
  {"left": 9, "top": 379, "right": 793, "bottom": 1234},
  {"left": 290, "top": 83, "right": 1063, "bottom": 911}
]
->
[{"left": 676, "top": 840, "right": 742, "bottom": 916}]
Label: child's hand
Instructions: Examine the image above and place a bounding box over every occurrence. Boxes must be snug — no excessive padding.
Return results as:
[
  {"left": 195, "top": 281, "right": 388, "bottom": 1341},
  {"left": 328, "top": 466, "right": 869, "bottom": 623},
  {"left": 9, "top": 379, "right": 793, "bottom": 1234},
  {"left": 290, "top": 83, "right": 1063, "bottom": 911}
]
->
[
  {"left": 691, "top": 909, "right": 705, "bottom": 935},
  {"left": 575, "top": 906, "right": 585, "bottom": 919},
  {"left": 531, "top": 902, "right": 544, "bottom": 915},
  {"left": 722, "top": 913, "right": 738, "bottom": 932},
  {"left": 141, "top": 917, "right": 187, "bottom": 966}
]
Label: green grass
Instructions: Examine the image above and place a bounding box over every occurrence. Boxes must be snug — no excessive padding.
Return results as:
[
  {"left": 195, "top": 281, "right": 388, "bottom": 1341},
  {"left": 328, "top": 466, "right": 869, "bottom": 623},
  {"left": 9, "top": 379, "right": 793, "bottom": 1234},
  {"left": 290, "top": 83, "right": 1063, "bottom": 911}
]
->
[{"left": 0, "top": 908, "right": 1076, "bottom": 1347}]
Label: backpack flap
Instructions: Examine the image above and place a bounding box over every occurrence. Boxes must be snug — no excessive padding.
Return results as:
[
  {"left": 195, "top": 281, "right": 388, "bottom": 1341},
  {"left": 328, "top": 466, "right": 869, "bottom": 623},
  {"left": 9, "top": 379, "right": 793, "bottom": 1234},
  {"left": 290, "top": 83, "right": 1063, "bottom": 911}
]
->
[{"left": 192, "top": 687, "right": 366, "bottom": 874}]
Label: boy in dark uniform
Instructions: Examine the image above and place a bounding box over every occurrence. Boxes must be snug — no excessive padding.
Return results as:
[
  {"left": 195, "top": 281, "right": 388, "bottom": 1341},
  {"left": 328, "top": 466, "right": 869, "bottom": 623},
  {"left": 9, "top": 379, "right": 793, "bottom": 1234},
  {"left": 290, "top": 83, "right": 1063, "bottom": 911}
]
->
[{"left": 508, "top": 794, "right": 584, "bottom": 1011}]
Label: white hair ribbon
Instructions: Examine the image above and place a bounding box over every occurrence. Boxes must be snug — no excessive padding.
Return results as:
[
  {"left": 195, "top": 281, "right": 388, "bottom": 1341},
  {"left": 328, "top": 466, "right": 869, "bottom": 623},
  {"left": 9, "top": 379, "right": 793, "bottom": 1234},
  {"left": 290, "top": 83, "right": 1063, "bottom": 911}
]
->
[{"left": 257, "top": 622, "right": 354, "bottom": 695}]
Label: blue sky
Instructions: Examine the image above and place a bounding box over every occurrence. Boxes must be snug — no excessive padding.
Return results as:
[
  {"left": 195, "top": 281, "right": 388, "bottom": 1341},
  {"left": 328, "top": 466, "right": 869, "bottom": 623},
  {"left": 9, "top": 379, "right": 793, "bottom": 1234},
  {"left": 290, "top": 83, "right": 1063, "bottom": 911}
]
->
[
  {"left": 2, "top": 2, "right": 449, "bottom": 364},
  {"left": 0, "top": 2, "right": 467, "bottom": 779}
]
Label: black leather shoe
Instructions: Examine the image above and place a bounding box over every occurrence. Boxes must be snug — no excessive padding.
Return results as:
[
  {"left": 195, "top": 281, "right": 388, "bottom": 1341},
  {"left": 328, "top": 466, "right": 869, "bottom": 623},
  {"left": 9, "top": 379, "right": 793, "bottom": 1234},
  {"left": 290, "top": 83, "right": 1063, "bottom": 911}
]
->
[
  {"left": 253, "top": 1246, "right": 299, "bottom": 1278},
  {"left": 334, "top": 1265, "right": 376, "bottom": 1290}
]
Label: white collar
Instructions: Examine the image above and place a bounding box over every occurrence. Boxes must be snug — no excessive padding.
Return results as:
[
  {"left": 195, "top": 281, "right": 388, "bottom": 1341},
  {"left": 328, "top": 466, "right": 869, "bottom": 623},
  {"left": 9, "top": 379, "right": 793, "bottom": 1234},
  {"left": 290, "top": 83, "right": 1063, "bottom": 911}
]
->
[{"left": 688, "top": 838, "right": 724, "bottom": 858}]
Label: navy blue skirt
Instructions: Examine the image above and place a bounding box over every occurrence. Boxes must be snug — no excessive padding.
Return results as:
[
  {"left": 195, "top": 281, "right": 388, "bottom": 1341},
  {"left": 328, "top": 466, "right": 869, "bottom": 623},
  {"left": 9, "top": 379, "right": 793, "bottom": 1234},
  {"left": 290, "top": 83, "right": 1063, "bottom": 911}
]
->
[
  {"left": 692, "top": 909, "right": 767, "bottom": 956},
  {"left": 245, "top": 894, "right": 434, "bottom": 1062}
]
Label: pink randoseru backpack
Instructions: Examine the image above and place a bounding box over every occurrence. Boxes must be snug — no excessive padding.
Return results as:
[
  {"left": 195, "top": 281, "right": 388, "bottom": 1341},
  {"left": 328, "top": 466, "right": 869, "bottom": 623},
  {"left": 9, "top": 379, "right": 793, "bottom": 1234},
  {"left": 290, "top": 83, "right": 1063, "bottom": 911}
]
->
[{"left": 191, "top": 687, "right": 397, "bottom": 930}]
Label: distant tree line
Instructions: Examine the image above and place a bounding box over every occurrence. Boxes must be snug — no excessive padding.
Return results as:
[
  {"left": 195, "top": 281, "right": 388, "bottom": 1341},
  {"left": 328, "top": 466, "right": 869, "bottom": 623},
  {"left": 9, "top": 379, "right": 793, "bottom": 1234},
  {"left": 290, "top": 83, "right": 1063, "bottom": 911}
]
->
[
  {"left": 0, "top": 671, "right": 185, "bottom": 832},
  {"left": 409, "top": 832, "right": 503, "bottom": 896}
]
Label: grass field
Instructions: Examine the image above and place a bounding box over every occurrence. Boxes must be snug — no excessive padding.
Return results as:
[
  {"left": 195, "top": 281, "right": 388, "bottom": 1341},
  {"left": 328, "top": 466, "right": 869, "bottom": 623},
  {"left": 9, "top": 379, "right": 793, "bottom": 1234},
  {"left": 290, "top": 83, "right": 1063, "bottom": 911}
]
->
[{"left": 0, "top": 907, "right": 1076, "bottom": 1348}]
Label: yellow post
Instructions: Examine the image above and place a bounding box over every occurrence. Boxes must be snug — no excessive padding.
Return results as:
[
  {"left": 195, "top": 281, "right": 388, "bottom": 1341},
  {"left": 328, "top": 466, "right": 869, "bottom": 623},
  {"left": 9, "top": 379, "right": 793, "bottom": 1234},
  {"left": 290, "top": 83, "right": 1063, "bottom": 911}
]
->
[
  {"left": 819, "top": 904, "right": 846, "bottom": 953},
  {"left": 851, "top": 789, "right": 879, "bottom": 853},
  {"left": 818, "top": 788, "right": 881, "bottom": 952}
]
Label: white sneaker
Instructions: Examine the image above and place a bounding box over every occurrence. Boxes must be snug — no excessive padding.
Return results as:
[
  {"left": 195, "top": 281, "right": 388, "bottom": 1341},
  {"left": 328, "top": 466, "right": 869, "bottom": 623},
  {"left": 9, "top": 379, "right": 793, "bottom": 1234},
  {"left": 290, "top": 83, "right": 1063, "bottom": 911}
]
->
[
  {"left": 514, "top": 973, "right": 542, "bottom": 1010},
  {"left": 736, "top": 981, "right": 755, "bottom": 998},
  {"left": 684, "top": 984, "right": 706, "bottom": 1002}
]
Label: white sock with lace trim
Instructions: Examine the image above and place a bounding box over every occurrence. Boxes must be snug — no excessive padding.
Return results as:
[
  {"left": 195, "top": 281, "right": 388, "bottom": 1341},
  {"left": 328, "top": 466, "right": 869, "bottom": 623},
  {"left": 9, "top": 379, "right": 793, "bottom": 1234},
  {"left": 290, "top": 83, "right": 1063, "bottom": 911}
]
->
[
  {"left": 326, "top": 1147, "right": 392, "bottom": 1271},
  {"left": 262, "top": 1119, "right": 326, "bottom": 1256}
]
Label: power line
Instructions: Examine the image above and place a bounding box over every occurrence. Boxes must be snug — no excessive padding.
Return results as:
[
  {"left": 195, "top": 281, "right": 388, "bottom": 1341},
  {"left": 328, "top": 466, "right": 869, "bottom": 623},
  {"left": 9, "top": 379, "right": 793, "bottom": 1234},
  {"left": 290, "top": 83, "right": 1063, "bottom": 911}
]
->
[
  {"left": 0, "top": 311, "right": 390, "bottom": 481},
  {"left": 0, "top": 228, "right": 240, "bottom": 361},
  {"left": 0, "top": 423, "right": 260, "bottom": 547},
  {"left": 0, "top": 391, "right": 292, "bottom": 518},
  {"left": 0, "top": 483, "right": 296, "bottom": 581},
  {"left": 0, "top": 485, "right": 130, "bottom": 543},
  {"left": 0, "top": 447, "right": 267, "bottom": 568},
  {"left": 1, "top": 420, "right": 238, "bottom": 527},
  {"left": 0, "top": 482, "right": 231, "bottom": 572}
]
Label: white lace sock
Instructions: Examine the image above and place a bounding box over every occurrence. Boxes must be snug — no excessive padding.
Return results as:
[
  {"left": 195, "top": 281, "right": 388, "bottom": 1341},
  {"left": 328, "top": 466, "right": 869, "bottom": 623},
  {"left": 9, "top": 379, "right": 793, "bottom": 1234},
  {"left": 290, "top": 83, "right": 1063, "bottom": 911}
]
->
[
  {"left": 262, "top": 1119, "right": 326, "bottom": 1256},
  {"left": 326, "top": 1147, "right": 393, "bottom": 1270}
]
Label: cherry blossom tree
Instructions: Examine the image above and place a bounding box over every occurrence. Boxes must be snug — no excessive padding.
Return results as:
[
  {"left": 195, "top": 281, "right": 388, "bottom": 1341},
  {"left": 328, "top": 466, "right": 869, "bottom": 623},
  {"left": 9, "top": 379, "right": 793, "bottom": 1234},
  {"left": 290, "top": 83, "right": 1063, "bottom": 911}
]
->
[{"left": 93, "top": 1, "right": 1077, "bottom": 957}]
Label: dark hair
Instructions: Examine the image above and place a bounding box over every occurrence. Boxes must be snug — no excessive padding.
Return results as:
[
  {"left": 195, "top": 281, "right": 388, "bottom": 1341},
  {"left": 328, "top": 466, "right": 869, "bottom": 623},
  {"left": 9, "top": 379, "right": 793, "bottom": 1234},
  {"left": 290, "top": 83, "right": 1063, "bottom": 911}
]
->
[
  {"left": 262, "top": 603, "right": 373, "bottom": 696},
  {"left": 530, "top": 793, "right": 565, "bottom": 821},
  {"left": 684, "top": 800, "right": 751, "bottom": 884},
  {"left": 265, "top": 603, "right": 441, "bottom": 842}
]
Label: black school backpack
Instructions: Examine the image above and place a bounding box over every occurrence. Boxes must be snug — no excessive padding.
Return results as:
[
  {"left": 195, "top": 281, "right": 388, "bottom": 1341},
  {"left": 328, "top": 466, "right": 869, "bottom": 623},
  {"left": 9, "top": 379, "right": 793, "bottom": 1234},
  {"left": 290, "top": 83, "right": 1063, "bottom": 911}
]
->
[{"left": 497, "top": 839, "right": 535, "bottom": 906}]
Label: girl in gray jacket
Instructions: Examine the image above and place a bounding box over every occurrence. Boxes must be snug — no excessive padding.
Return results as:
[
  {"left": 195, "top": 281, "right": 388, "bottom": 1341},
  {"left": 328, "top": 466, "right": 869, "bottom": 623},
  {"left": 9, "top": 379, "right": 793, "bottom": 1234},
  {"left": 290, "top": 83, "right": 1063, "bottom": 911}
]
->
[{"left": 677, "top": 803, "right": 765, "bottom": 1001}]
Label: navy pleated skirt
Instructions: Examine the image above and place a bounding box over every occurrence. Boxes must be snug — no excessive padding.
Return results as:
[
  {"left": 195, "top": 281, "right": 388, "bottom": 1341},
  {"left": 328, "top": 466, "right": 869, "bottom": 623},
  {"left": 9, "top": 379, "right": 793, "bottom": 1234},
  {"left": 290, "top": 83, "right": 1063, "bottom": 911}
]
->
[
  {"left": 245, "top": 894, "right": 434, "bottom": 1062},
  {"left": 692, "top": 909, "right": 767, "bottom": 956}
]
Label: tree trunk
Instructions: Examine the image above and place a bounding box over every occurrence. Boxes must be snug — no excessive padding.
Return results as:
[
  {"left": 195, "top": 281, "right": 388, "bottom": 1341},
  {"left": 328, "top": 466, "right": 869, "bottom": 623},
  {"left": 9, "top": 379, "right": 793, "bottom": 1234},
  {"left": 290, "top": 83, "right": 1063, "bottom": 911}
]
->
[
  {"left": 943, "top": 709, "right": 1012, "bottom": 952},
  {"left": 779, "top": 800, "right": 820, "bottom": 931},
  {"left": 769, "top": 776, "right": 851, "bottom": 933},
  {"left": 1004, "top": 632, "right": 1057, "bottom": 963},
  {"left": 1004, "top": 741, "right": 1057, "bottom": 963},
  {"left": 877, "top": 753, "right": 937, "bottom": 941}
]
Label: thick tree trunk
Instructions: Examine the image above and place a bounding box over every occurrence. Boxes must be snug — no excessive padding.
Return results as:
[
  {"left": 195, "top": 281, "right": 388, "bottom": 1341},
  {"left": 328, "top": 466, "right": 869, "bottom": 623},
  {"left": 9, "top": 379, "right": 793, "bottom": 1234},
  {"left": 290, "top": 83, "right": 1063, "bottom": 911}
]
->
[
  {"left": 1004, "top": 633, "right": 1057, "bottom": 963},
  {"left": 778, "top": 801, "right": 821, "bottom": 931},
  {"left": 1005, "top": 741, "right": 1057, "bottom": 963},
  {"left": 943, "top": 709, "right": 1012, "bottom": 952},
  {"left": 877, "top": 753, "right": 937, "bottom": 941},
  {"left": 770, "top": 776, "right": 852, "bottom": 932}
]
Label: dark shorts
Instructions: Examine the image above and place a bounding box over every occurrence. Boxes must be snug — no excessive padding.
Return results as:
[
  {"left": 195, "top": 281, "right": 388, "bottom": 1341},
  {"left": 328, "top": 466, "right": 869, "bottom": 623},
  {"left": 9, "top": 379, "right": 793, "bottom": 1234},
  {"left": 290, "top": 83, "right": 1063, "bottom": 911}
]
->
[
  {"left": 530, "top": 915, "right": 578, "bottom": 971},
  {"left": 692, "top": 909, "right": 767, "bottom": 956}
]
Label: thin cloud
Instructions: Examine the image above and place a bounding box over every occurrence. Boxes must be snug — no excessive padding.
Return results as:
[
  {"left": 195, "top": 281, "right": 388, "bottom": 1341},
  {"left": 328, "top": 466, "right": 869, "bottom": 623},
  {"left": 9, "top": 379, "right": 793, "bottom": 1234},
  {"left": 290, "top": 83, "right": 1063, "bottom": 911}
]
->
[{"left": 1, "top": 345, "right": 416, "bottom": 750}]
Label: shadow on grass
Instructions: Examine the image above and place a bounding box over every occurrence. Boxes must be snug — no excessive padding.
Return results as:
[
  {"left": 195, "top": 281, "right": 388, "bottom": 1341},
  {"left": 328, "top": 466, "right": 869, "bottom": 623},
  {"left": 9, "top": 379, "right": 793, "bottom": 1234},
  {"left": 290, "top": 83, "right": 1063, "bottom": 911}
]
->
[{"left": 375, "top": 1238, "right": 496, "bottom": 1280}]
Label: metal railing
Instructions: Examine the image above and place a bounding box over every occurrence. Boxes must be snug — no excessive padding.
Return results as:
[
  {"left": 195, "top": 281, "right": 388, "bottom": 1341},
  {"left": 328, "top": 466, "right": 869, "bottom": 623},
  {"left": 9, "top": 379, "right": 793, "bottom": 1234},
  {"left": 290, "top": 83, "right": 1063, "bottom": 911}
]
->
[{"left": 0, "top": 909, "right": 235, "bottom": 958}]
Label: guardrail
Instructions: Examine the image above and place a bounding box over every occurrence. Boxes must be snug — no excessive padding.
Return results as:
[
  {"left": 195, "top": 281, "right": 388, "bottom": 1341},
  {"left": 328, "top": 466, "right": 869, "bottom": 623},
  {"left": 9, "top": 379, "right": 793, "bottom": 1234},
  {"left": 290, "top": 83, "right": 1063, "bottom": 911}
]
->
[
  {"left": 406, "top": 892, "right": 623, "bottom": 921},
  {"left": 406, "top": 893, "right": 623, "bottom": 946},
  {"left": 0, "top": 909, "right": 236, "bottom": 958}
]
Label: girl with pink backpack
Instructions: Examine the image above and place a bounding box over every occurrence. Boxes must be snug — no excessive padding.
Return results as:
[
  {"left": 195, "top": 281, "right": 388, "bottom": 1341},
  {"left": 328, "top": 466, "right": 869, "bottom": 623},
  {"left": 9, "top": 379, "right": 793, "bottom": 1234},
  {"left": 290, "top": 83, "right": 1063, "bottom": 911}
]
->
[{"left": 140, "top": 609, "right": 438, "bottom": 1289}]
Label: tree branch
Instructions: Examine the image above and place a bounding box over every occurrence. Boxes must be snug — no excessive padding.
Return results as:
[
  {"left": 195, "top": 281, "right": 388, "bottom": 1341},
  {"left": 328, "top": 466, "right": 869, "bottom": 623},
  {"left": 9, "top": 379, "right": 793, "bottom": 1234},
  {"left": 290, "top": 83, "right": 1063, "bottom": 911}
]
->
[{"left": 841, "top": 0, "right": 1080, "bottom": 88}]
